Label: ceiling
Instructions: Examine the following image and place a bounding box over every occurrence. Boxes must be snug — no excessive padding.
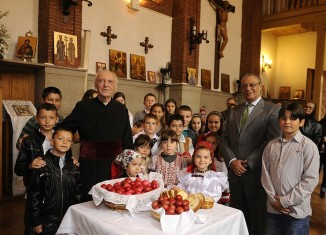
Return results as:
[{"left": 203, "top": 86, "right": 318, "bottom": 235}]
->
[{"left": 262, "top": 24, "right": 310, "bottom": 37}]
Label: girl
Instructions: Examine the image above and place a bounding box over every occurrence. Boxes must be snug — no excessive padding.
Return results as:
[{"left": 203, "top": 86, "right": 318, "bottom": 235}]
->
[
  {"left": 113, "top": 92, "right": 134, "bottom": 128},
  {"left": 149, "top": 129, "right": 185, "bottom": 187},
  {"left": 164, "top": 99, "right": 177, "bottom": 124},
  {"left": 178, "top": 141, "right": 228, "bottom": 202},
  {"left": 203, "top": 132, "right": 230, "bottom": 204},
  {"left": 198, "top": 111, "right": 223, "bottom": 142},
  {"left": 134, "top": 134, "right": 152, "bottom": 175},
  {"left": 190, "top": 113, "right": 203, "bottom": 136},
  {"left": 112, "top": 149, "right": 143, "bottom": 178},
  {"left": 150, "top": 103, "right": 166, "bottom": 136}
]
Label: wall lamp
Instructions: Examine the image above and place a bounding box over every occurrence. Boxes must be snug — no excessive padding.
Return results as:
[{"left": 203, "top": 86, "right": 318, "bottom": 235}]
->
[
  {"left": 261, "top": 55, "right": 272, "bottom": 73},
  {"left": 129, "top": 0, "right": 140, "bottom": 11},
  {"left": 189, "top": 17, "right": 209, "bottom": 55}
]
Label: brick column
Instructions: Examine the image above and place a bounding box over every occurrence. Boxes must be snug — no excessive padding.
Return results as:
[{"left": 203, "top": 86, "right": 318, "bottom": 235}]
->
[
  {"left": 38, "top": 0, "right": 82, "bottom": 65},
  {"left": 171, "top": 0, "right": 201, "bottom": 83},
  {"left": 240, "top": 0, "right": 262, "bottom": 76}
]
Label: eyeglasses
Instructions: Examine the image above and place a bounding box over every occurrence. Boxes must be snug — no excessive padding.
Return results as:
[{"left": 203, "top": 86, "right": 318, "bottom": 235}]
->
[
  {"left": 304, "top": 106, "right": 314, "bottom": 110},
  {"left": 241, "top": 83, "right": 261, "bottom": 89}
]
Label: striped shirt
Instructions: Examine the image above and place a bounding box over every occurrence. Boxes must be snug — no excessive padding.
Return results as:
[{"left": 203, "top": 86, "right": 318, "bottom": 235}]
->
[{"left": 261, "top": 131, "right": 319, "bottom": 219}]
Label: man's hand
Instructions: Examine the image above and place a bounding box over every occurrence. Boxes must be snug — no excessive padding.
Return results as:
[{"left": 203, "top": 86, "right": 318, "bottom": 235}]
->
[
  {"left": 230, "top": 159, "right": 247, "bottom": 176},
  {"left": 271, "top": 195, "right": 291, "bottom": 214},
  {"left": 33, "top": 224, "right": 43, "bottom": 234},
  {"left": 30, "top": 157, "right": 46, "bottom": 169}
]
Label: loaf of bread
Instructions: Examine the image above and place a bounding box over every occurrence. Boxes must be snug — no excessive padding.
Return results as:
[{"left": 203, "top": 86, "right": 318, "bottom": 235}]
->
[
  {"left": 176, "top": 189, "right": 188, "bottom": 200},
  {"left": 200, "top": 196, "right": 214, "bottom": 209},
  {"left": 188, "top": 194, "right": 202, "bottom": 212}
]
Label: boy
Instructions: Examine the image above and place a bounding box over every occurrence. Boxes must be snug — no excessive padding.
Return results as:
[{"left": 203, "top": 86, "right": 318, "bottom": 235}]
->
[
  {"left": 167, "top": 113, "right": 193, "bottom": 164},
  {"left": 133, "top": 93, "right": 156, "bottom": 124},
  {"left": 134, "top": 113, "right": 159, "bottom": 155},
  {"left": 17, "top": 86, "right": 64, "bottom": 149},
  {"left": 261, "top": 102, "right": 319, "bottom": 235},
  {"left": 14, "top": 103, "right": 59, "bottom": 235},
  {"left": 27, "top": 127, "right": 81, "bottom": 235},
  {"left": 178, "top": 105, "right": 197, "bottom": 147},
  {"left": 132, "top": 120, "right": 143, "bottom": 136}
]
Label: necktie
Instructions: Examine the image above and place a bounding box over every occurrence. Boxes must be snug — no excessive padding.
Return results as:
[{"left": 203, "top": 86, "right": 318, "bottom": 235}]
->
[{"left": 240, "top": 104, "right": 252, "bottom": 129}]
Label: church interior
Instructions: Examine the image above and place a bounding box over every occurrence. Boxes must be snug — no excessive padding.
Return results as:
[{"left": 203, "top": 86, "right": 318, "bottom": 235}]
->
[{"left": 1, "top": 0, "right": 326, "bottom": 234}]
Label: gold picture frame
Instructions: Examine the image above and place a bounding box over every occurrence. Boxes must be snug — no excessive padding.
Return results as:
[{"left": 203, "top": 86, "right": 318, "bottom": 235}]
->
[
  {"left": 147, "top": 71, "right": 156, "bottom": 83},
  {"left": 201, "top": 69, "right": 211, "bottom": 90},
  {"left": 16, "top": 36, "right": 37, "bottom": 58},
  {"left": 109, "top": 49, "right": 127, "bottom": 78},
  {"left": 293, "top": 90, "right": 304, "bottom": 100},
  {"left": 130, "top": 54, "right": 146, "bottom": 80},
  {"left": 96, "top": 62, "right": 107, "bottom": 72},
  {"left": 187, "top": 67, "right": 197, "bottom": 85}
]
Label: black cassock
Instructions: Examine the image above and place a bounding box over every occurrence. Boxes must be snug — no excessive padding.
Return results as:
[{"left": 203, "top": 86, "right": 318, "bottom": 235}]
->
[{"left": 62, "top": 97, "right": 133, "bottom": 201}]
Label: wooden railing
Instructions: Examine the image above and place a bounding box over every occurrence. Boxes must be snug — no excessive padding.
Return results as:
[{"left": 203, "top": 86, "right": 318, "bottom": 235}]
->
[{"left": 262, "top": 0, "right": 326, "bottom": 16}]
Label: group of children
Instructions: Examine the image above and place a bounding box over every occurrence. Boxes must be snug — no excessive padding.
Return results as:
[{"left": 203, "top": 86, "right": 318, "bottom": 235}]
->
[{"left": 14, "top": 87, "right": 320, "bottom": 235}]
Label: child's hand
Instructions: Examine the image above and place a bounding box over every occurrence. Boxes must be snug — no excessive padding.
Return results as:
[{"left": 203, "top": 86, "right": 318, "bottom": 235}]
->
[
  {"left": 30, "top": 157, "right": 46, "bottom": 169},
  {"left": 72, "top": 157, "right": 80, "bottom": 167},
  {"left": 33, "top": 224, "right": 43, "bottom": 234}
]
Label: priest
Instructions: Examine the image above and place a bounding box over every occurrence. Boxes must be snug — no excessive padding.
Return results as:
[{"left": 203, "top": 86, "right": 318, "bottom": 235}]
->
[{"left": 61, "top": 71, "right": 133, "bottom": 201}]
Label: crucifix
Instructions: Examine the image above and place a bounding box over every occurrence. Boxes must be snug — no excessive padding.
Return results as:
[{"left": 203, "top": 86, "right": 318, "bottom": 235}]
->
[
  {"left": 100, "top": 26, "right": 117, "bottom": 45},
  {"left": 208, "top": 0, "right": 235, "bottom": 89},
  {"left": 140, "top": 37, "right": 154, "bottom": 54}
]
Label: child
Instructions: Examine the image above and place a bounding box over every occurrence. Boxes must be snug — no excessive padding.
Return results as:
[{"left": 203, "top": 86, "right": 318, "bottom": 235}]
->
[
  {"left": 17, "top": 86, "right": 64, "bottom": 149},
  {"left": 133, "top": 93, "right": 156, "bottom": 124},
  {"left": 198, "top": 111, "right": 223, "bottom": 142},
  {"left": 134, "top": 134, "right": 152, "bottom": 175},
  {"left": 132, "top": 120, "right": 143, "bottom": 136},
  {"left": 203, "top": 132, "right": 230, "bottom": 204},
  {"left": 14, "top": 103, "right": 59, "bottom": 235},
  {"left": 164, "top": 98, "right": 177, "bottom": 124},
  {"left": 190, "top": 113, "right": 203, "bottom": 136},
  {"left": 113, "top": 91, "right": 134, "bottom": 128},
  {"left": 261, "top": 103, "right": 319, "bottom": 235},
  {"left": 149, "top": 129, "right": 185, "bottom": 187},
  {"left": 178, "top": 105, "right": 197, "bottom": 147},
  {"left": 167, "top": 114, "right": 194, "bottom": 164},
  {"left": 178, "top": 141, "right": 228, "bottom": 202},
  {"left": 150, "top": 103, "right": 166, "bottom": 136},
  {"left": 133, "top": 113, "right": 159, "bottom": 155},
  {"left": 27, "top": 127, "right": 81, "bottom": 235},
  {"left": 114, "top": 149, "right": 143, "bottom": 178}
]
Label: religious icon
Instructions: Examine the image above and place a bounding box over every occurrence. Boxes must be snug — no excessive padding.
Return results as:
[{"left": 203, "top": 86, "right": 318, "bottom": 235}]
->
[
  {"left": 96, "top": 62, "right": 107, "bottom": 72},
  {"left": 53, "top": 31, "right": 78, "bottom": 68},
  {"left": 109, "top": 49, "right": 127, "bottom": 78},
  {"left": 12, "top": 105, "right": 34, "bottom": 116},
  {"left": 187, "top": 67, "right": 197, "bottom": 85},
  {"left": 293, "top": 90, "right": 304, "bottom": 100},
  {"left": 147, "top": 71, "right": 156, "bottom": 83},
  {"left": 130, "top": 54, "right": 146, "bottom": 81},
  {"left": 201, "top": 69, "right": 211, "bottom": 90},
  {"left": 221, "top": 73, "right": 230, "bottom": 92},
  {"left": 279, "top": 86, "right": 291, "bottom": 100},
  {"left": 16, "top": 36, "right": 37, "bottom": 60}
]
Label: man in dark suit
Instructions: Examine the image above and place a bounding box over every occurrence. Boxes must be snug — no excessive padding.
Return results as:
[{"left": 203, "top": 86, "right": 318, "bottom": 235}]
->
[{"left": 220, "top": 73, "right": 281, "bottom": 235}]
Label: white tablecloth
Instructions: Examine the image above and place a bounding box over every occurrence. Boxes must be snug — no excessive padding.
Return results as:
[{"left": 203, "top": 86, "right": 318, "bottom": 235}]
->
[{"left": 57, "top": 201, "right": 248, "bottom": 235}]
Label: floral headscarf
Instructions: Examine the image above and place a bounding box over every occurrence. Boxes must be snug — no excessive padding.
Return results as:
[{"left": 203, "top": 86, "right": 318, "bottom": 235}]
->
[{"left": 114, "top": 149, "right": 142, "bottom": 168}]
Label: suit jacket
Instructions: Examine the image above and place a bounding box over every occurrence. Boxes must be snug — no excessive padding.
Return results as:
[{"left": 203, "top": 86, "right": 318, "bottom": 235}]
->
[{"left": 220, "top": 99, "right": 281, "bottom": 182}]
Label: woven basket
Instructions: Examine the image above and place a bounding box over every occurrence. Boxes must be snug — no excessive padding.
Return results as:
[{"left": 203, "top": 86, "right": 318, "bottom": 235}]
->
[
  {"left": 150, "top": 210, "right": 161, "bottom": 221},
  {"left": 104, "top": 201, "right": 127, "bottom": 211}
]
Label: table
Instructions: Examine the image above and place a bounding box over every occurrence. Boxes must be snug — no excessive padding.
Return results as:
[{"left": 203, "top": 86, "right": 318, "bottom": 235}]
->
[{"left": 57, "top": 201, "right": 249, "bottom": 235}]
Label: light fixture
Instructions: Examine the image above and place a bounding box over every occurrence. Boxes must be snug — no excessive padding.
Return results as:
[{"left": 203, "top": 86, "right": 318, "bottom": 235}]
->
[
  {"left": 129, "top": 0, "right": 140, "bottom": 11},
  {"left": 261, "top": 55, "right": 272, "bottom": 73},
  {"left": 63, "top": 0, "right": 92, "bottom": 16},
  {"left": 189, "top": 17, "right": 209, "bottom": 55}
]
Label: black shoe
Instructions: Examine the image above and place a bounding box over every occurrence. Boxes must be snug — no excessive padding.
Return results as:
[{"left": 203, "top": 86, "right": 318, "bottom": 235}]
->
[{"left": 321, "top": 191, "right": 326, "bottom": 199}]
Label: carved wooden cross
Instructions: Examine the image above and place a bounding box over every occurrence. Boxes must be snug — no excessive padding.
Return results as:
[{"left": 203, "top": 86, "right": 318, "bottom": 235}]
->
[
  {"left": 140, "top": 37, "right": 153, "bottom": 54},
  {"left": 100, "top": 26, "right": 117, "bottom": 45},
  {"left": 209, "top": 0, "right": 235, "bottom": 89}
]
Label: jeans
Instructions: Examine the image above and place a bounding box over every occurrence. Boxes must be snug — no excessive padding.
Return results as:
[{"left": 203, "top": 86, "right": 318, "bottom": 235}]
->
[{"left": 268, "top": 213, "right": 310, "bottom": 235}]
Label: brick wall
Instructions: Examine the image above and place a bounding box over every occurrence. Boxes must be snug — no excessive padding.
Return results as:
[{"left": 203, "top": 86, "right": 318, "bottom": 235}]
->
[
  {"left": 38, "top": 0, "right": 82, "bottom": 65},
  {"left": 240, "top": 0, "right": 262, "bottom": 77},
  {"left": 171, "top": 0, "right": 201, "bottom": 83}
]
